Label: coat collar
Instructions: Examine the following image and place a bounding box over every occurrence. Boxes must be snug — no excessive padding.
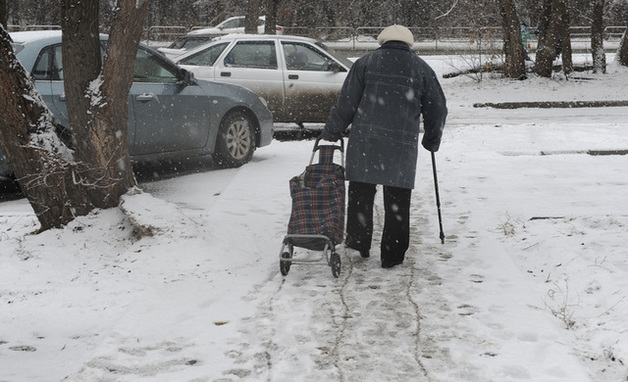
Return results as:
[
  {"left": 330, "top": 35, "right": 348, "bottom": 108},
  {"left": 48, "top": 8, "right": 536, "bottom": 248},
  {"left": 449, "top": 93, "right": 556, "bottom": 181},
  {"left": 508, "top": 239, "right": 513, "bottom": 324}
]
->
[{"left": 379, "top": 40, "right": 412, "bottom": 51}]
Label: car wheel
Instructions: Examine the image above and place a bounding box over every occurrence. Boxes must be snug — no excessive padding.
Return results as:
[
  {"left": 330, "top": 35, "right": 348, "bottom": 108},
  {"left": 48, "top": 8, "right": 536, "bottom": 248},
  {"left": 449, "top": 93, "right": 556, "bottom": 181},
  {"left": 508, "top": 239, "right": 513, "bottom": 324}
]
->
[{"left": 214, "top": 110, "right": 256, "bottom": 168}]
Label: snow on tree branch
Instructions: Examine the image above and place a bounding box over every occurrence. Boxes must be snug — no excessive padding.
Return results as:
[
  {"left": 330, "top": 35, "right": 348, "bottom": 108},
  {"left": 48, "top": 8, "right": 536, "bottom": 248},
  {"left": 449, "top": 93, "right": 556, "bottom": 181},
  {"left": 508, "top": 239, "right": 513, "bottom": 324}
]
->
[{"left": 435, "top": 0, "right": 459, "bottom": 21}]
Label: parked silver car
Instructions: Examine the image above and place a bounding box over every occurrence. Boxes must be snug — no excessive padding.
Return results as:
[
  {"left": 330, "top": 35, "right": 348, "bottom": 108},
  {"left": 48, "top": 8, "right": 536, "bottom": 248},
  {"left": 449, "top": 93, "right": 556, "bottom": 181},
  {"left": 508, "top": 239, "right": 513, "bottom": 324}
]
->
[
  {"left": 158, "top": 16, "right": 284, "bottom": 59},
  {"left": 0, "top": 31, "right": 274, "bottom": 179},
  {"left": 190, "top": 16, "right": 284, "bottom": 36},
  {"left": 174, "top": 34, "right": 354, "bottom": 124}
]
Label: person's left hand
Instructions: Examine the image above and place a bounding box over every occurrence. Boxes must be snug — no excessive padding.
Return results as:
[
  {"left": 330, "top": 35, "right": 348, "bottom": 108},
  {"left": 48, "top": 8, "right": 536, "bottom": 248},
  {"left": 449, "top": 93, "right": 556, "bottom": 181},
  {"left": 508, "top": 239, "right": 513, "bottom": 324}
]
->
[{"left": 318, "top": 129, "right": 340, "bottom": 142}]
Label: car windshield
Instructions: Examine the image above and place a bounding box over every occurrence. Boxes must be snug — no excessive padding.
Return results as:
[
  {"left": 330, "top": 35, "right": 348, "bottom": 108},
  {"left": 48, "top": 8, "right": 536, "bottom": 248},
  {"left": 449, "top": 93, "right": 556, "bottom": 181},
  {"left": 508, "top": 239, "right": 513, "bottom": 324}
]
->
[
  {"left": 169, "top": 36, "right": 217, "bottom": 50},
  {"left": 219, "top": 18, "right": 244, "bottom": 29},
  {"left": 315, "top": 42, "right": 354, "bottom": 68},
  {"left": 178, "top": 42, "right": 229, "bottom": 66}
]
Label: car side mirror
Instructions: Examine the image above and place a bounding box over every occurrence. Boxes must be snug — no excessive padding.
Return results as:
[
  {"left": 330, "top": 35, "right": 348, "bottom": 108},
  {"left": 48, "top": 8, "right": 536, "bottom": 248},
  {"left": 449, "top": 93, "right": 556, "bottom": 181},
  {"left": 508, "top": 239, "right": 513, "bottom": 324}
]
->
[
  {"left": 327, "top": 61, "right": 342, "bottom": 73},
  {"left": 181, "top": 69, "right": 197, "bottom": 85}
]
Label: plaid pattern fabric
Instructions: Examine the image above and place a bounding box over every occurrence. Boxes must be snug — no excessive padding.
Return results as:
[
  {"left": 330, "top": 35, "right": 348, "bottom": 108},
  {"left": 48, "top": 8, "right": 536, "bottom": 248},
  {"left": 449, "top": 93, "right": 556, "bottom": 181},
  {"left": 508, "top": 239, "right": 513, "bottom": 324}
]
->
[{"left": 287, "top": 145, "right": 345, "bottom": 251}]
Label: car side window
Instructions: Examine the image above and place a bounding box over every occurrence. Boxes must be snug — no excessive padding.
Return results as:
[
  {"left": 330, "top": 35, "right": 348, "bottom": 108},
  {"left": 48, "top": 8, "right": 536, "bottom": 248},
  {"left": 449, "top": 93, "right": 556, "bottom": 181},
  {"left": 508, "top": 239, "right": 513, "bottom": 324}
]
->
[
  {"left": 178, "top": 42, "right": 229, "bottom": 66},
  {"left": 32, "top": 45, "right": 64, "bottom": 80},
  {"left": 53, "top": 45, "right": 64, "bottom": 80},
  {"left": 282, "top": 42, "right": 329, "bottom": 71},
  {"left": 134, "top": 48, "right": 179, "bottom": 83},
  {"left": 223, "top": 41, "right": 277, "bottom": 69},
  {"left": 32, "top": 46, "right": 53, "bottom": 80}
]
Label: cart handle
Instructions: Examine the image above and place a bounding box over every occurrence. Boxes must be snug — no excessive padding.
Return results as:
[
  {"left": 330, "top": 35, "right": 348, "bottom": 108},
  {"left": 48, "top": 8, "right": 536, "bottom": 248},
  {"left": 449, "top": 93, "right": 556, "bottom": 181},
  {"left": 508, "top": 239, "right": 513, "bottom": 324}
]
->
[{"left": 310, "top": 137, "right": 344, "bottom": 167}]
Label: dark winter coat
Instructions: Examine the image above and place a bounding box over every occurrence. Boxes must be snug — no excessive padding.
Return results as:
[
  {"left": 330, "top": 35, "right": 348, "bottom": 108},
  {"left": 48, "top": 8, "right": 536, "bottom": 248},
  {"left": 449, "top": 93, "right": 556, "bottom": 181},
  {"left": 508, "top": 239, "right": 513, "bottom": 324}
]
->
[{"left": 322, "top": 41, "right": 447, "bottom": 189}]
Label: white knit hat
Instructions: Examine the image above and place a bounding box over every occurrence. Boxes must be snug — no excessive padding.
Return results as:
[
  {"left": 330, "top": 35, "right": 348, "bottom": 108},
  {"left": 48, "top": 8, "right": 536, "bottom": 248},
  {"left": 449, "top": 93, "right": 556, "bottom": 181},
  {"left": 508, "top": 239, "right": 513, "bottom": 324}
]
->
[{"left": 377, "top": 24, "right": 414, "bottom": 47}]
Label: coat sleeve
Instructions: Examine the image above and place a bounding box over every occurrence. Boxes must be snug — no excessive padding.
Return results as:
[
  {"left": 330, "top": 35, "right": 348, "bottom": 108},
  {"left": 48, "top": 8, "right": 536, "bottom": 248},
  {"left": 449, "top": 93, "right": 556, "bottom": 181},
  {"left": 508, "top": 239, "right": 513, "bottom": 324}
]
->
[
  {"left": 420, "top": 67, "right": 447, "bottom": 152},
  {"left": 321, "top": 61, "right": 365, "bottom": 141}
]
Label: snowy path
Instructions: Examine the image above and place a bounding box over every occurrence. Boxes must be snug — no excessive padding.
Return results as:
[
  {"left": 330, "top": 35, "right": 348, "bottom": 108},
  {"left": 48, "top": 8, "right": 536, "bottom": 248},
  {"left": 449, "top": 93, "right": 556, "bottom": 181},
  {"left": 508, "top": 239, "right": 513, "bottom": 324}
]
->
[
  {"left": 189, "top": 167, "right": 445, "bottom": 381},
  {"left": 3, "top": 55, "right": 628, "bottom": 381}
]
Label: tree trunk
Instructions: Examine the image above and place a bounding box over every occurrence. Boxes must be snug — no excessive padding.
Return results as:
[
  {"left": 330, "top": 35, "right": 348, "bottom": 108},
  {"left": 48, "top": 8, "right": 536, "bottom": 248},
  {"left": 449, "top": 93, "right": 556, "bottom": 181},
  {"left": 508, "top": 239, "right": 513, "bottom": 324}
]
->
[
  {"left": 0, "top": 27, "right": 92, "bottom": 230},
  {"left": 92, "top": 0, "right": 149, "bottom": 205},
  {"left": 61, "top": 0, "right": 142, "bottom": 210},
  {"left": 498, "top": 0, "right": 526, "bottom": 79},
  {"left": 535, "top": 0, "right": 556, "bottom": 77},
  {"left": 535, "top": 0, "right": 572, "bottom": 77},
  {"left": 245, "top": 0, "right": 260, "bottom": 34},
  {"left": 0, "top": 0, "right": 7, "bottom": 28},
  {"left": 264, "top": 0, "right": 279, "bottom": 34},
  {"left": 591, "top": 0, "right": 606, "bottom": 73},
  {"left": 556, "top": 0, "right": 573, "bottom": 75},
  {"left": 0, "top": 0, "right": 148, "bottom": 231},
  {"left": 618, "top": 27, "right": 628, "bottom": 66}
]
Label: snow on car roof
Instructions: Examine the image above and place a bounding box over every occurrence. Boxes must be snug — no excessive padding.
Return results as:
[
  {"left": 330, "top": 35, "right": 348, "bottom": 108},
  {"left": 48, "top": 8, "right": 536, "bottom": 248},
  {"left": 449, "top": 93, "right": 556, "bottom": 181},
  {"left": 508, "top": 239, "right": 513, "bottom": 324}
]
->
[
  {"left": 9, "top": 30, "right": 62, "bottom": 44},
  {"left": 211, "top": 33, "right": 317, "bottom": 43}
]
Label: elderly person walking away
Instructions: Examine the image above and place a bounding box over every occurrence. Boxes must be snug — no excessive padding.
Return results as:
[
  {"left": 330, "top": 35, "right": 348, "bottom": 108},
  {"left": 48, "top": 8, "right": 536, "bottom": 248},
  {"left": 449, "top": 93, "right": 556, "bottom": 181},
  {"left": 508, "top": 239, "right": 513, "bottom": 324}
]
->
[{"left": 319, "top": 24, "right": 447, "bottom": 269}]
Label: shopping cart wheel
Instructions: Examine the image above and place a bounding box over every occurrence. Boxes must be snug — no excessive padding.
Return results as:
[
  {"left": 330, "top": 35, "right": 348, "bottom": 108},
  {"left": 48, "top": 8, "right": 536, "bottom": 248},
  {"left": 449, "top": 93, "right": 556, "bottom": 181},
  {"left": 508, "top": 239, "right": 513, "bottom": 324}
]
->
[
  {"left": 330, "top": 252, "right": 341, "bottom": 278},
  {"left": 280, "top": 252, "right": 292, "bottom": 276}
]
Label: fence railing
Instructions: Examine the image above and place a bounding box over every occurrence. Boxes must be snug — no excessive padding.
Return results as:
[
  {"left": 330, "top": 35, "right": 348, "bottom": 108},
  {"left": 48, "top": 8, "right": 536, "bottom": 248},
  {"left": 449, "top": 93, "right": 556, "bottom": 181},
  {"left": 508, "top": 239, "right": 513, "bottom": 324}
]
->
[
  {"left": 142, "top": 24, "right": 625, "bottom": 46},
  {"left": 7, "top": 24, "right": 626, "bottom": 50}
]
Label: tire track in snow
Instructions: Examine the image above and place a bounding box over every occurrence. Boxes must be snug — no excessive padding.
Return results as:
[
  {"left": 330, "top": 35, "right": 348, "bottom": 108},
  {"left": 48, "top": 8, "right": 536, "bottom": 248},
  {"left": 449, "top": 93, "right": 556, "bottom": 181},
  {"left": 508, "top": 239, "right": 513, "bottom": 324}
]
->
[{"left": 323, "top": 188, "right": 430, "bottom": 381}]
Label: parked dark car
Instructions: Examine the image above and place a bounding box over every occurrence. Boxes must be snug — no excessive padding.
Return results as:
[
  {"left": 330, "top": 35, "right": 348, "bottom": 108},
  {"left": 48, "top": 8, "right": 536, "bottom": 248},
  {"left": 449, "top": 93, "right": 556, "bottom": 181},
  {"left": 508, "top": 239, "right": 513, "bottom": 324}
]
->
[{"left": 0, "top": 31, "right": 274, "bottom": 180}]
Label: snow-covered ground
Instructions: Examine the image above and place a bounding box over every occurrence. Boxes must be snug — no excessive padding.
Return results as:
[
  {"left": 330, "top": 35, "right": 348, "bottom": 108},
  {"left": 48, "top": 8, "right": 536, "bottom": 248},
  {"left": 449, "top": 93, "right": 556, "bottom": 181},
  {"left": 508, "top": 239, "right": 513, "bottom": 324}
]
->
[{"left": 1, "top": 54, "right": 628, "bottom": 381}]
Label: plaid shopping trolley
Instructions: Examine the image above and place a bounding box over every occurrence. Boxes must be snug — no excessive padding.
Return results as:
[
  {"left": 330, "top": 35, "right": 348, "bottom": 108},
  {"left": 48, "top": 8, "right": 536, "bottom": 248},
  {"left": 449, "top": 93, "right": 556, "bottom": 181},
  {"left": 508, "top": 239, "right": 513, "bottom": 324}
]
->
[{"left": 279, "top": 138, "right": 345, "bottom": 278}]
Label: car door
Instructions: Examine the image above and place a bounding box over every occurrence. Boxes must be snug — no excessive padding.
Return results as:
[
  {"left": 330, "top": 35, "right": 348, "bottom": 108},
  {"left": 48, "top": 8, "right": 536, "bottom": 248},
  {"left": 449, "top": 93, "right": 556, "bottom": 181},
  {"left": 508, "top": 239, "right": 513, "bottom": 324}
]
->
[
  {"left": 212, "top": 39, "right": 286, "bottom": 119},
  {"left": 40, "top": 43, "right": 135, "bottom": 147},
  {"left": 280, "top": 41, "right": 348, "bottom": 122},
  {"left": 130, "top": 47, "right": 212, "bottom": 156}
]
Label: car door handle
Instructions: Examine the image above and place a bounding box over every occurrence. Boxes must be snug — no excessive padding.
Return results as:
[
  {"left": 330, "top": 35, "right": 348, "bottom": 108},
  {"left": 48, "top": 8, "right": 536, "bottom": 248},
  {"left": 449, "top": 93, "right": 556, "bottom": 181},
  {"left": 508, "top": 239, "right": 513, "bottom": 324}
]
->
[
  {"left": 288, "top": 74, "right": 299, "bottom": 80},
  {"left": 59, "top": 94, "right": 66, "bottom": 102},
  {"left": 220, "top": 72, "right": 231, "bottom": 77},
  {"left": 136, "top": 93, "right": 155, "bottom": 102}
]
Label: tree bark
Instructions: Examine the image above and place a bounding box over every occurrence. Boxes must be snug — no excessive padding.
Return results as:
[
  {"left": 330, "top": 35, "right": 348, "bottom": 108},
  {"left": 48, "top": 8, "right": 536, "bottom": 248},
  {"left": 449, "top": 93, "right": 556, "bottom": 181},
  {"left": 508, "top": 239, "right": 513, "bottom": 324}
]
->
[
  {"left": 535, "top": 0, "right": 556, "bottom": 77},
  {"left": 0, "top": 27, "right": 92, "bottom": 229},
  {"left": 61, "top": 0, "right": 143, "bottom": 209},
  {"left": 245, "top": 0, "right": 261, "bottom": 34},
  {"left": 0, "top": 0, "right": 7, "bottom": 28},
  {"left": 498, "top": 0, "right": 526, "bottom": 79},
  {"left": 0, "top": 0, "right": 148, "bottom": 231},
  {"left": 92, "top": 0, "right": 149, "bottom": 205},
  {"left": 591, "top": 0, "right": 606, "bottom": 73},
  {"left": 618, "top": 27, "right": 628, "bottom": 66},
  {"left": 264, "top": 0, "right": 279, "bottom": 34},
  {"left": 535, "top": 0, "right": 572, "bottom": 77},
  {"left": 556, "top": 0, "right": 573, "bottom": 75}
]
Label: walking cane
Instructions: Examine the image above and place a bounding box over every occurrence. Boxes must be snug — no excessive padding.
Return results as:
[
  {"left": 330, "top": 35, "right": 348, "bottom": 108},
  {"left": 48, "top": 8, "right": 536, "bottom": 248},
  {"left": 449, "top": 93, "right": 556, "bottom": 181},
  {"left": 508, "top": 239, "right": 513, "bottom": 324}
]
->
[{"left": 431, "top": 152, "right": 445, "bottom": 244}]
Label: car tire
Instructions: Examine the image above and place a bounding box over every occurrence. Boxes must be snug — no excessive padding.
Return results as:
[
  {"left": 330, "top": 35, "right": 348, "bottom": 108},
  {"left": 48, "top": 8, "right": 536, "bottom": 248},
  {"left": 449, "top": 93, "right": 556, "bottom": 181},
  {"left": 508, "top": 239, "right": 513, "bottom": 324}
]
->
[{"left": 213, "top": 110, "right": 256, "bottom": 168}]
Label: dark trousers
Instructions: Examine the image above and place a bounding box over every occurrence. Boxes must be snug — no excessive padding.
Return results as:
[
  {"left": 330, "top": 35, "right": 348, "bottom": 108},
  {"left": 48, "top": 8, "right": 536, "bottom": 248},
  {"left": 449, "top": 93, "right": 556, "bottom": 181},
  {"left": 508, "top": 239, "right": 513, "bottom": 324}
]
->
[{"left": 345, "top": 181, "right": 411, "bottom": 264}]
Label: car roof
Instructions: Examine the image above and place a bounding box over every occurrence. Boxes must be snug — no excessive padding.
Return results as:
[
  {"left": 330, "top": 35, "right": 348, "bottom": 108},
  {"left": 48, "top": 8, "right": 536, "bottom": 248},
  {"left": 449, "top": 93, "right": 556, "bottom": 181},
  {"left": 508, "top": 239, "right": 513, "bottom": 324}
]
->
[
  {"left": 10, "top": 30, "right": 64, "bottom": 47},
  {"left": 9, "top": 30, "right": 178, "bottom": 73},
  {"left": 10, "top": 30, "right": 109, "bottom": 45},
  {"left": 204, "top": 33, "right": 318, "bottom": 44},
  {"left": 174, "top": 34, "right": 322, "bottom": 61},
  {"left": 174, "top": 33, "right": 354, "bottom": 69}
]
